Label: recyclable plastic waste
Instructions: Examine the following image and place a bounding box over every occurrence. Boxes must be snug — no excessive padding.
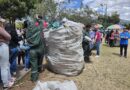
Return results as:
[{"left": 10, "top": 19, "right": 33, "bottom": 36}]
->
[
  {"left": 33, "top": 80, "right": 78, "bottom": 90},
  {"left": 45, "top": 18, "right": 84, "bottom": 76}
]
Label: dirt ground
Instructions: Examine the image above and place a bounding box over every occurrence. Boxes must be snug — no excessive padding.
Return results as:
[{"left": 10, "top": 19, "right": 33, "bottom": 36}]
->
[{"left": 11, "top": 41, "right": 130, "bottom": 90}]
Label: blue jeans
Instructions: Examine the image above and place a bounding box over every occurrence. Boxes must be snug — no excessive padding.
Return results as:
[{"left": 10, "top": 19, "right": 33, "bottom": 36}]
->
[
  {"left": 89, "top": 42, "right": 94, "bottom": 50},
  {"left": 24, "top": 49, "right": 30, "bottom": 69},
  {"left": 95, "top": 41, "right": 101, "bottom": 55},
  {"left": 20, "top": 45, "right": 30, "bottom": 69},
  {"left": 0, "top": 43, "right": 12, "bottom": 87},
  {"left": 10, "top": 47, "right": 19, "bottom": 74}
]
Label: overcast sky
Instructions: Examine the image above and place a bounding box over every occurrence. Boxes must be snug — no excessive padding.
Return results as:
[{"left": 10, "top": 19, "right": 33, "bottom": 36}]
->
[
  {"left": 55, "top": 0, "right": 130, "bottom": 21},
  {"left": 83, "top": 0, "right": 130, "bottom": 20}
]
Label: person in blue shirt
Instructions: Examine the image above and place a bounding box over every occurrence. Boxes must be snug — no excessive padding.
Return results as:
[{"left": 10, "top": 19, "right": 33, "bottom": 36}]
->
[{"left": 120, "top": 27, "right": 130, "bottom": 58}]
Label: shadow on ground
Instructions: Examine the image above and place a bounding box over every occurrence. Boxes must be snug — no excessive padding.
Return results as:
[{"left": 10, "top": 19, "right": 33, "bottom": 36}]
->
[
  {"left": 84, "top": 56, "right": 93, "bottom": 63},
  {"left": 103, "top": 43, "right": 109, "bottom": 47},
  {"left": 112, "top": 52, "right": 120, "bottom": 57}
]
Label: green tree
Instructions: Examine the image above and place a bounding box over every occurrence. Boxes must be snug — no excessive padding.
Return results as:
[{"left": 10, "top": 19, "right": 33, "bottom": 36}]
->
[
  {"left": 32, "top": 0, "right": 98, "bottom": 25},
  {"left": 0, "top": 0, "right": 25, "bottom": 22},
  {"left": 59, "top": 6, "right": 97, "bottom": 25},
  {"left": 20, "top": 0, "right": 42, "bottom": 14},
  {"left": 109, "top": 12, "right": 120, "bottom": 24},
  {"left": 124, "top": 23, "right": 130, "bottom": 29},
  {"left": 98, "top": 12, "right": 120, "bottom": 28},
  {"left": 0, "top": 0, "right": 39, "bottom": 22},
  {"left": 32, "top": 0, "right": 57, "bottom": 21}
]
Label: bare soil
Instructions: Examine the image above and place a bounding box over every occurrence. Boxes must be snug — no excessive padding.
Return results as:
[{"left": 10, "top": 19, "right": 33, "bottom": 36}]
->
[{"left": 11, "top": 41, "right": 130, "bottom": 90}]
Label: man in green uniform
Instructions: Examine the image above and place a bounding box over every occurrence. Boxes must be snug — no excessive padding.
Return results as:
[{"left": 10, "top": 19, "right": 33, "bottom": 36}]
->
[
  {"left": 26, "top": 15, "right": 44, "bottom": 82},
  {"left": 82, "top": 24, "right": 92, "bottom": 62}
]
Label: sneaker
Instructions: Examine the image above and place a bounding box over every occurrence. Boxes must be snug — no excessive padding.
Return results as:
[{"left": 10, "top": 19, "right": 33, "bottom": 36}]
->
[{"left": 95, "top": 55, "right": 100, "bottom": 58}]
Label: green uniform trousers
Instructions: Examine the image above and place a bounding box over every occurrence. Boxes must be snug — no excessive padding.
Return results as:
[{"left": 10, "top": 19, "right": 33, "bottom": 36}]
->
[{"left": 30, "top": 47, "right": 44, "bottom": 82}]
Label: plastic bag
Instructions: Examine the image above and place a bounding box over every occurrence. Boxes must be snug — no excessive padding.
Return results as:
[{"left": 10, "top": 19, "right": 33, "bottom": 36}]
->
[{"left": 33, "top": 80, "right": 78, "bottom": 90}]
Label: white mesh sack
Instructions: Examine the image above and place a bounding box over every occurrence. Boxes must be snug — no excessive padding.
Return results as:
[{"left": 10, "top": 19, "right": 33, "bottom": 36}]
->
[{"left": 46, "top": 19, "right": 84, "bottom": 76}]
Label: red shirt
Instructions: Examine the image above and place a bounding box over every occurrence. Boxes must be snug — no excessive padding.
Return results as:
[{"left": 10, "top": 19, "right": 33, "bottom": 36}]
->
[
  {"left": 43, "top": 21, "right": 48, "bottom": 28},
  {"left": 96, "top": 31, "right": 101, "bottom": 42}
]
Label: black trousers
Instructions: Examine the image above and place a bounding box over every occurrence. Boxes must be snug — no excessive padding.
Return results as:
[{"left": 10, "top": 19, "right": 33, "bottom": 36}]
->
[{"left": 120, "top": 44, "right": 128, "bottom": 57}]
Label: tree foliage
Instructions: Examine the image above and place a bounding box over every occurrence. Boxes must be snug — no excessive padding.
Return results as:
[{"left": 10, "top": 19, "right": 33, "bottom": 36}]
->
[
  {"left": 60, "top": 13, "right": 93, "bottom": 25},
  {"left": 0, "top": 0, "right": 39, "bottom": 21},
  {"left": 20, "top": 0, "right": 42, "bottom": 14},
  {"left": 124, "top": 23, "right": 130, "bottom": 29},
  {"left": 98, "top": 12, "right": 120, "bottom": 28},
  {"left": 110, "top": 12, "right": 120, "bottom": 24},
  {"left": 0, "top": 0, "right": 121, "bottom": 28},
  {"left": 32, "top": 0, "right": 57, "bottom": 20},
  {"left": 59, "top": 6, "right": 98, "bottom": 25},
  {"left": 32, "top": 1, "right": 97, "bottom": 25}
]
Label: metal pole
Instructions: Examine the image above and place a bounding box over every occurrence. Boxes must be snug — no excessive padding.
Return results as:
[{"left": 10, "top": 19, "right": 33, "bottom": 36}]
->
[
  {"left": 105, "top": 4, "right": 107, "bottom": 28},
  {"left": 105, "top": 4, "right": 107, "bottom": 16}
]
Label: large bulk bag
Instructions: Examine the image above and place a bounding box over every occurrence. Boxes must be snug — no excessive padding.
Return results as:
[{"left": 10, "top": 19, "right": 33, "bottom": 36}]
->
[{"left": 46, "top": 19, "right": 84, "bottom": 76}]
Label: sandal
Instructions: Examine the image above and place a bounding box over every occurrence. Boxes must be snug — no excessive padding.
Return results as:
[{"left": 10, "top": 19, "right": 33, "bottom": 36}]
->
[{"left": 8, "top": 81, "right": 14, "bottom": 88}]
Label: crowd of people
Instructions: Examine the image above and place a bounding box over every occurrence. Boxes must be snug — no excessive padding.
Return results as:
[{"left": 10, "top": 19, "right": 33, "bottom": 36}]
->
[
  {"left": 0, "top": 15, "right": 47, "bottom": 90},
  {"left": 105, "top": 28, "right": 130, "bottom": 58},
  {"left": 105, "top": 30, "right": 120, "bottom": 47},
  {"left": 0, "top": 15, "right": 130, "bottom": 90},
  {"left": 82, "top": 24, "right": 103, "bottom": 60},
  {"left": 82, "top": 24, "right": 130, "bottom": 60}
]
